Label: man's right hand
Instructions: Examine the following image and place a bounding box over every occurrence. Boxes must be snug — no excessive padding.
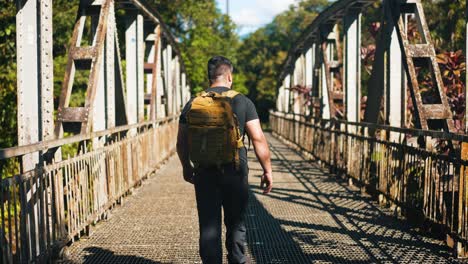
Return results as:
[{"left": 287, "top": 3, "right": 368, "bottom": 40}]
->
[
  {"left": 246, "top": 119, "right": 273, "bottom": 195},
  {"left": 260, "top": 171, "right": 273, "bottom": 194}
]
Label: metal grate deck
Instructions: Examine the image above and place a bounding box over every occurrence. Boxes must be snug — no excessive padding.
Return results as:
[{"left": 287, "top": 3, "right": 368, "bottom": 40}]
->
[{"left": 64, "top": 134, "right": 459, "bottom": 263}]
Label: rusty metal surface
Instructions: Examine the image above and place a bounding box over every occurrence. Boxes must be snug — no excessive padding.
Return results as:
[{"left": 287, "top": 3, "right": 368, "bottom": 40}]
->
[
  {"left": 55, "top": 0, "right": 111, "bottom": 136},
  {"left": 63, "top": 134, "right": 457, "bottom": 263},
  {"left": 391, "top": 0, "right": 454, "bottom": 131}
]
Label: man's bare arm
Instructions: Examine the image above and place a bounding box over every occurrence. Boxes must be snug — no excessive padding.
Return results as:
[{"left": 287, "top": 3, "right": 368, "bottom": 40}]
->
[
  {"left": 176, "top": 124, "right": 194, "bottom": 184},
  {"left": 245, "top": 119, "right": 272, "bottom": 194}
]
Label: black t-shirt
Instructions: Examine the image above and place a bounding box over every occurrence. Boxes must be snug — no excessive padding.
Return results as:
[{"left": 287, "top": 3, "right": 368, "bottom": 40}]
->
[{"left": 179, "top": 86, "right": 259, "bottom": 164}]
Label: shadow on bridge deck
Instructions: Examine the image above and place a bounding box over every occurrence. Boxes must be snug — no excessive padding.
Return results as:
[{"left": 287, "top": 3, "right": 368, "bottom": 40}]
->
[{"left": 64, "top": 134, "right": 458, "bottom": 263}]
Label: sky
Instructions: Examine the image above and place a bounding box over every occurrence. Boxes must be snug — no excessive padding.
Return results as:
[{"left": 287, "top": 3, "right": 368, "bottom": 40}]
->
[{"left": 215, "top": 0, "right": 296, "bottom": 36}]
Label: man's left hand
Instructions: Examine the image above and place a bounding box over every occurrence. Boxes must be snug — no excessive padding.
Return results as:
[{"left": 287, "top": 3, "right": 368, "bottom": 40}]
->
[{"left": 183, "top": 166, "right": 194, "bottom": 184}]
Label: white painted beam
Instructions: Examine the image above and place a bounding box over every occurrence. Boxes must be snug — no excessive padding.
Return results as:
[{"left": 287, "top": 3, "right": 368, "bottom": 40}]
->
[
  {"left": 105, "top": 1, "right": 116, "bottom": 129},
  {"left": 125, "top": 13, "right": 145, "bottom": 124},
  {"left": 321, "top": 40, "right": 332, "bottom": 119},
  {"left": 137, "top": 14, "right": 144, "bottom": 122},
  {"left": 17, "top": 0, "right": 54, "bottom": 170},
  {"left": 344, "top": 11, "right": 362, "bottom": 124},
  {"left": 388, "top": 14, "right": 404, "bottom": 142},
  {"left": 284, "top": 74, "right": 291, "bottom": 113},
  {"left": 293, "top": 57, "right": 303, "bottom": 114},
  {"left": 125, "top": 12, "right": 138, "bottom": 124}
]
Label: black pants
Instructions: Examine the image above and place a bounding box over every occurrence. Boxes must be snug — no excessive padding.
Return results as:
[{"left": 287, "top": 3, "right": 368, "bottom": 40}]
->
[{"left": 194, "top": 161, "right": 249, "bottom": 264}]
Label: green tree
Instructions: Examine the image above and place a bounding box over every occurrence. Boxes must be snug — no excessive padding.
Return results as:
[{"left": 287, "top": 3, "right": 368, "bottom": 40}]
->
[
  {"left": 0, "top": 3, "right": 17, "bottom": 149},
  {"left": 423, "top": 0, "right": 466, "bottom": 52},
  {"left": 0, "top": 2, "right": 18, "bottom": 176},
  {"left": 153, "top": 0, "right": 247, "bottom": 94},
  {"left": 237, "top": 0, "right": 329, "bottom": 121}
]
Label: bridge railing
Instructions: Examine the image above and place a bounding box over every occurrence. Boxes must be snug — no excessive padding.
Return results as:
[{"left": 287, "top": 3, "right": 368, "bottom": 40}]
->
[
  {"left": 0, "top": 116, "right": 178, "bottom": 263},
  {"left": 275, "top": 0, "right": 468, "bottom": 256},
  {"left": 271, "top": 111, "right": 468, "bottom": 248},
  {"left": 1, "top": 0, "right": 191, "bottom": 262}
]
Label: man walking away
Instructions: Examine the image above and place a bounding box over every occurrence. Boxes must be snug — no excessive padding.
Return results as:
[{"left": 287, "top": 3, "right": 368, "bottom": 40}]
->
[{"left": 176, "top": 56, "right": 273, "bottom": 264}]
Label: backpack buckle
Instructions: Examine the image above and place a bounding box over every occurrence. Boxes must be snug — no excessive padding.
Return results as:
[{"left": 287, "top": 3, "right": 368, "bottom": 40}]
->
[{"left": 202, "top": 91, "right": 218, "bottom": 98}]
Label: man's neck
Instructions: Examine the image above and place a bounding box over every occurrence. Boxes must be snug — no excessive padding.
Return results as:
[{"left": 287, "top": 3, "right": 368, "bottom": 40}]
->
[{"left": 210, "top": 82, "right": 231, "bottom": 89}]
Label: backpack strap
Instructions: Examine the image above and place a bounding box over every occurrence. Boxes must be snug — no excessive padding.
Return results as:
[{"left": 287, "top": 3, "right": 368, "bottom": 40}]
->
[
  {"left": 221, "top": 90, "right": 240, "bottom": 98},
  {"left": 222, "top": 90, "right": 245, "bottom": 149},
  {"left": 200, "top": 91, "right": 219, "bottom": 98},
  {"left": 220, "top": 90, "right": 243, "bottom": 169},
  {"left": 200, "top": 90, "right": 238, "bottom": 98}
]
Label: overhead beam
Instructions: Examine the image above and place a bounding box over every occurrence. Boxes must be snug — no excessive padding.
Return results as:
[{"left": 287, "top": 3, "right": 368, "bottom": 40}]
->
[
  {"left": 279, "top": 0, "right": 375, "bottom": 82},
  {"left": 115, "top": 0, "right": 188, "bottom": 79}
]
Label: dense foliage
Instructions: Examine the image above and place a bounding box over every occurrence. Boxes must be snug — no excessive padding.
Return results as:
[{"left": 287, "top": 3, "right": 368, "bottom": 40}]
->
[
  {"left": 0, "top": 3, "right": 18, "bottom": 175},
  {"left": 237, "top": 0, "right": 329, "bottom": 121},
  {"left": 153, "top": 0, "right": 248, "bottom": 94}
]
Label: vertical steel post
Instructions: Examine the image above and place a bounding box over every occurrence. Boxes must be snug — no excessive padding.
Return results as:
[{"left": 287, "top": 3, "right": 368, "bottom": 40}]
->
[
  {"left": 162, "top": 45, "right": 168, "bottom": 117},
  {"left": 105, "top": 0, "right": 116, "bottom": 128},
  {"left": 344, "top": 10, "right": 361, "bottom": 124},
  {"left": 321, "top": 42, "right": 331, "bottom": 119},
  {"left": 363, "top": 2, "right": 390, "bottom": 125},
  {"left": 305, "top": 48, "right": 313, "bottom": 116},
  {"left": 147, "top": 26, "right": 162, "bottom": 120},
  {"left": 39, "top": 0, "right": 54, "bottom": 141},
  {"left": 319, "top": 26, "right": 338, "bottom": 120},
  {"left": 125, "top": 12, "right": 137, "bottom": 124},
  {"left": 157, "top": 58, "right": 164, "bottom": 118},
  {"left": 344, "top": 10, "right": 362, "bottom": 182},
  {"left": 114, "top": 24, "right": 129, "bottom": 126},
  {"left": 145, "top": 30, "right": 156, "bottom": 120},
  {"left": 16, "top": 0, "right": 54, "bottom": 259},
  {"left": 19, "top": 0, "right": 55, "bottom": 237},
  {"left": 125, "top": 12, "right": 144, "bottom": 124},
  {"left": 284, "top": 74, "right": 291, "bottom": 113},
  {"left": 277, "top": 86, "right": 284, "bottom": 112},
  {"left": 165, "top": 45, "right": 173, "bottom": 115},
  {"left": 312, "top": 43, "right": 320, "bottom": 117},
  {"left": 171, "top": 56, "right": 177, "bottom": 114},
  {"left": 181, "top": 72, "right": 188, "bottom": 103},
  {"left": 93, "top": 40, "right": 107, "bottom": 132},
  {"left": 387, "top": 15, "right": 404, "bottom": 141},
  {"left": 137, "top": 14, "right": 145, "bottom": 122},
  {"left": 293, "top": 57, "right": 303, "bottom": 114},
  {"left": 175, "top": 57, "right": 182, "bottom": 112}
]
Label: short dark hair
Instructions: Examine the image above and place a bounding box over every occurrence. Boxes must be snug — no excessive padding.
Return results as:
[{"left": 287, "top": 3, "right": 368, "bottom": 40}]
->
[{"left": 207, "top": 56, "right": 233, "bottom": 84}]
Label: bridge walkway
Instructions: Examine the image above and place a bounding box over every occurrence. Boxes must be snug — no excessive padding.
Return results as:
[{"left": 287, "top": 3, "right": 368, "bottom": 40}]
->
[{"left": 64, "top": 134, "right": 457, "bottom": 263}]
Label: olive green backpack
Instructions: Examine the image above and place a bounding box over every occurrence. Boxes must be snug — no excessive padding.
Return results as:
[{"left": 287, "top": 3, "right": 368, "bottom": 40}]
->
[{"left": 187, "top": 90, "right": 244, "bottom": 168}]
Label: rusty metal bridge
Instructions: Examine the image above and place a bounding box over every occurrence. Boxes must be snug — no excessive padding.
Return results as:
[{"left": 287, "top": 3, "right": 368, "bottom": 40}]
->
[{"left": 1, "top": 0, "right": 468, "bottom": 263}]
